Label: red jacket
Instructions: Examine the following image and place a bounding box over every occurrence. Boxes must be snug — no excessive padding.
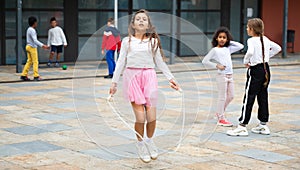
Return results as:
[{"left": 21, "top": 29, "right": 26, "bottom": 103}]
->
[{"left": 101, "top": 26, "right": 121, "bottom": 51}]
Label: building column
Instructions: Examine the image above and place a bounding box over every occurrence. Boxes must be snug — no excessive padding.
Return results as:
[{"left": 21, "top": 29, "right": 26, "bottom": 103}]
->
[
  {"left": 0, "top": 0, "right": 4, "bottom": 65},
  {"left": 16, "top": 0, "right": 22, "bottom": 72},
  {"left": 64, "top": 0, "right": 78, "bottom": 63},
  {"left": 221, "top": 0, "right": 231, "bottom": 28},
  {"left": 282, "top": 0, "right": 288, "bottom": 58}
]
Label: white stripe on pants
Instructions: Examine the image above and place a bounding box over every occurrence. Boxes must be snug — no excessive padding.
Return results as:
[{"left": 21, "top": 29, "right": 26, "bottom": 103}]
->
[{"left": 216, "top": 74, "right": 234, "bottom": 119}]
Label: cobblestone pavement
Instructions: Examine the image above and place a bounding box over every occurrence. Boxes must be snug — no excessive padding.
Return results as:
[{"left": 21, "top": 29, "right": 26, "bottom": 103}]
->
[{"left": 0, "top": 55, "right": 300, "bottom": 169}]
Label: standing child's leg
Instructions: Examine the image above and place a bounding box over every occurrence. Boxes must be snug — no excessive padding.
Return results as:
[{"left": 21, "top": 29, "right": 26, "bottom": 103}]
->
[
  {"left": 216, "top": 74, "right": 226, "bottom": 119},
  {"left": 112, "top": 51, "right": 116, "bottom": 73},
  {"left": 48, "top": 46, "right": 55, "bottom": 67},
  {"left": 252, "top": 64, "right": 271, "bottom": 135},
  {"left": 21, "top": 45, "right": 33, "bottom": 80},
  {"left": 55, "top": 45, "right": 63, "bottom": 67},
  {"left": 251, "top": 87, "right": 271, "bottom": 135},
  {"left": 227, "top": 67, "right": 263, "bottom": 136},
  {"left": 239, "top": 68, "right": 261, "bottom": 125},
  {"left": 55, "top": 52, "right": 61, "bottom": 67},
  {"left": 216, "top": 74, "right": 232, "bottom": 126},
  {"left": 257, "top": 87, "right": 269, "bottom": 123},
  {"left": 105, "top": 50, "right": 115, "bottom": 77},
  {"left": 30, "top": 47, "right": 41, "bottom": 80},
  {"left": 224, "top": 75, "right": 234, "bottom": 112}
]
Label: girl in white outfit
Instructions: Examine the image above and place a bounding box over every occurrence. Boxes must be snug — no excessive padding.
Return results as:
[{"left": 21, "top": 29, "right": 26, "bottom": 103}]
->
[
  {"left": 203, "top": 27, "right": 244, "bottom": 127},
  {"left": 227, "top": 18, "right": 281, "bottom": 136}
]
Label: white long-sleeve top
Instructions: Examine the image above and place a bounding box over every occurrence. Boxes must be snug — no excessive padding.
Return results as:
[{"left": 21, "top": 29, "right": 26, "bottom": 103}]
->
[
  {"left": 112, "top": 36, "right": 174, "bottom": 83},
  {"left": 202, "top": 41, "right": 244, "bottom": 74},
  {"left": 47, "top": 26, "right": 67, "bottom": 46},
  {"left": 26, "top": 27, "right": 44, "bottom": 48},
  {"left": 244, "top": 36, "right": 281, "bottom": 66}
]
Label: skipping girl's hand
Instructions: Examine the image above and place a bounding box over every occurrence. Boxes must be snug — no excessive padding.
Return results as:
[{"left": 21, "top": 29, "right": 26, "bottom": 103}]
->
[
  {"left": 169, "top": 79, "right": 180, "bottom": 91},
  {"left": 216, "top": 64, "right": 226, "bottom": 70},
  {"left": 109, "top": 83, "right": 117, "bottom": 95}
]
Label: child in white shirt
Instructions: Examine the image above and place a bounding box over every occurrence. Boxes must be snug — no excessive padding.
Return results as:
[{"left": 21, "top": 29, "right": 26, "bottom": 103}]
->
[
  {"left": 202, "top": 27, "right": 244, "bottom": 127},
  {"left": 109, "top": 9, "right": 180, "bottom": 163},
  {"left": 47, "top": 17, "right": 67, "bottom": 67},
  {"left": 227, "top": 18, "right": 281, "bottom": 137}
]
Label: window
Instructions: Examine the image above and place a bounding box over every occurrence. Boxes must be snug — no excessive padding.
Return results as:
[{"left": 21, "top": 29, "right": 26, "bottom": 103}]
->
[
  {"left": 23, "top": 0, "right": 63, "bottom": 9},
  {"left": 133, "top": 0, "right": 171, "bottom": 10},
  {"left": 181, "top": 0, "right": 220, "bottom": 10},
  {"left": 78, "top": 0, "right": 128, "bottom": 9},
  {"left": 179, "top": 0, "right": 221, "bottom": 56}
]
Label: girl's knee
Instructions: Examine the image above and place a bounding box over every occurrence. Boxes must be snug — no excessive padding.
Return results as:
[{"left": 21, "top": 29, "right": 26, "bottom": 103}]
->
[{"left": 135, "top": 116, "right": 146, "bottom": 123}]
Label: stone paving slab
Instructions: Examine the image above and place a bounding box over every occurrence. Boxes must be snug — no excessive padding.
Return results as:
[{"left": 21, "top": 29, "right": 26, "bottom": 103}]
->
[
  {"left": 34, "top": 112, "right": 77, "bottom": 121},
  {"left": 4, "top": 126, "right": 49, "bottom": 135},
  {"left": 1, "top": 140, "right": 63, "bottom": 158},
  {"left": 233, "top": 149, "right": 295, "bottom": 163},
  {"left": 0, "top": 59, "right": 300, "bottom": 169},
  {"left": 81, "top": 148, "right": 124, "bottom": 161},
  {"left": 0, "top": 145, "right": 29, "bottom": 157},
  {"left": 0, "top": 110, "right": 8, "bottom": 114}
]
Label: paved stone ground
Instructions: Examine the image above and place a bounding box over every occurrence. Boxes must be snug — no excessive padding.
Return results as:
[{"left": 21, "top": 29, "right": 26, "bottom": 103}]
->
[{"left": 0, "top": 54, "right": 300, "bottom": 169}]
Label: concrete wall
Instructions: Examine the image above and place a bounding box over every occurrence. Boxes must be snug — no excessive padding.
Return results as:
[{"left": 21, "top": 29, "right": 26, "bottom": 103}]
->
[{"left": 262, "top": 0, "right": 300, "bottom": 52}]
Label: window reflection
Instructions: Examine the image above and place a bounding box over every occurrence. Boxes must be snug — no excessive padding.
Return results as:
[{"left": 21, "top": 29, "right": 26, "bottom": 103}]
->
[
  {"left": 181, "top": 0, "right": 220, "bottom": 10},
  {"left": 23, "top": 0, "right": 63, "bottom": 9},
  {"left": 78, "top": 0, "right": 128, "bottom": 9}
]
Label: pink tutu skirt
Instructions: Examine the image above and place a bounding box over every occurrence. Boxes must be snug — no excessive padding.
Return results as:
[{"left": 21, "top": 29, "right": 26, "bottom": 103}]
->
[{"left": 122, "top": 68, "right": 158, "bottom": 106}]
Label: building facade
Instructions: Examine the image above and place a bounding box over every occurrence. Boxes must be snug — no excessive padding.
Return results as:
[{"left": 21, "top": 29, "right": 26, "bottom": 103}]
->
[
  {"left": 2, "top": 0, "right": 294, "bottom": 65},
  {"left": 262, "top": 0, "right": 300, "bottom": 53}
]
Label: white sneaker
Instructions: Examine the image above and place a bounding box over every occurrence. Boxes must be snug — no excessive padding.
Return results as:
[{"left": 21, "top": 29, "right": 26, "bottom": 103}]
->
[
  {"left": 251, "top": 124, "right": 270, "bottom": 135},
  {"left": 136, "top": 141, "right": 151, "bottom": 163},
  {"left": 227, "top": 125, "right": 249, "bottom": 136},
  {"left": 145, "top": 138, "right": 158, "bottom": 160}
]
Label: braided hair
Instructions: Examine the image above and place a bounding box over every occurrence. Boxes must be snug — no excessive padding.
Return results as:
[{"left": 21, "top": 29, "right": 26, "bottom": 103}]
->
[
  {"left": 247, "top": 18, "right": 269, "bottom": 87},
  {"left": 128, "top": 9, "right": 165, "bottom": 59}
]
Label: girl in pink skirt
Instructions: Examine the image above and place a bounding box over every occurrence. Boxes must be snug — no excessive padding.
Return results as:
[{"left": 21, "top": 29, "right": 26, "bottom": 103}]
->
[{"left": 109, "top": 9, "right": 180, "bottom": 163}]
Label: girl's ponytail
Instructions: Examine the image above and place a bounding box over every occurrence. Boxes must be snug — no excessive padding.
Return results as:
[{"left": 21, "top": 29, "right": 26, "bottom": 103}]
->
[{"left": 260, "top": 34, "right": 269, "bottom": 87}]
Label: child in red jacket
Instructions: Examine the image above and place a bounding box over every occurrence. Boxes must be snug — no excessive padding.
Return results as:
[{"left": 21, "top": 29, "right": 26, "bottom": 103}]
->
[{"left": 101, "top": 18, "right": 121, "bottom": 79}]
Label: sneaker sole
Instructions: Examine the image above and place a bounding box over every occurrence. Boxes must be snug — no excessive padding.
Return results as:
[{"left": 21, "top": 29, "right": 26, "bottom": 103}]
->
[
  {"left": 251, "top": 130, "right": 270, "bottom": 135},
  {"left": 226, "top": 131, "right": 248, "bottom": 136},
  {"left": 139, "top": 157, "right": 151, "bottom": 163},
  {"left": 150, "top": 155, "right": 158, "bottom": 160},
  {"left": 218, "top": 123, "right": 233, "bottom": 127},
  {"left": 227, "top": 133, "right": 248, "bottom": 137}
]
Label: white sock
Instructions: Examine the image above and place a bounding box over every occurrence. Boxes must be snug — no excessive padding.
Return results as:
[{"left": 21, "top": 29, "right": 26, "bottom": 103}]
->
[
  {"left": 260, "top": 122, "right": 267, "bottom": 125},
  {"left": 137, "top": 140, "right": 144, "bottom": 146},
  {"left": 145, "top": 137, "right": 151, "bottom": 143}
]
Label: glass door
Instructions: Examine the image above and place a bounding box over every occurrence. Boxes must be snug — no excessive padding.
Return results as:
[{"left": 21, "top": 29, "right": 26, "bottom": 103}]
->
[{"left": 241, "top": 0, "right": 261, "bottom": 51}]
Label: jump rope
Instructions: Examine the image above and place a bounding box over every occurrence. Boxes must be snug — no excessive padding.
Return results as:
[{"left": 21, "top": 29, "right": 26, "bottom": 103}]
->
[{"left": 106, "top": 83, "right": 185, "bottom": 152}]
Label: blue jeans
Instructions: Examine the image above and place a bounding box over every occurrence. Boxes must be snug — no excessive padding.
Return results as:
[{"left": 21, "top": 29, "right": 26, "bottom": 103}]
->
[{"left": 105, "top": 50, "right": 116, "bottom": 75}]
